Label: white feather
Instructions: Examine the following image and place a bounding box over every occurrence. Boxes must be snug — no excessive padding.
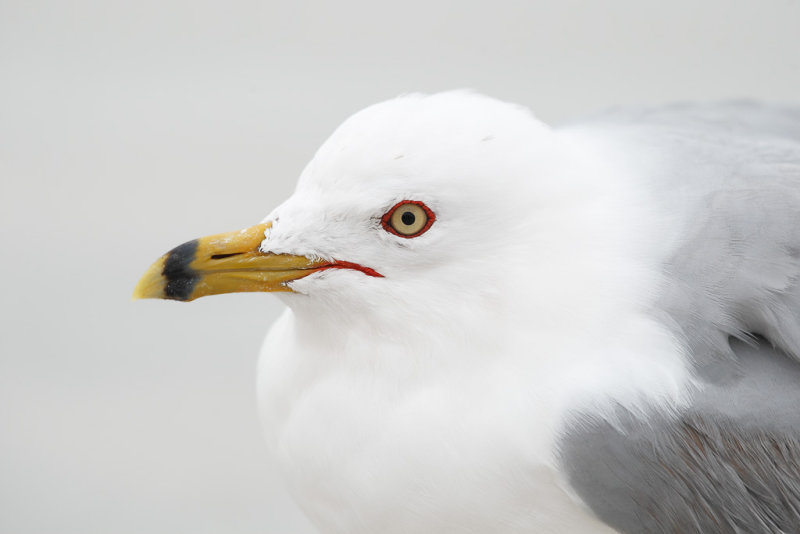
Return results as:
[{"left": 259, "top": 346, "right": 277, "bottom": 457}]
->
[{"left": 255, "top": 92, "right": 696, "bottom": 533}]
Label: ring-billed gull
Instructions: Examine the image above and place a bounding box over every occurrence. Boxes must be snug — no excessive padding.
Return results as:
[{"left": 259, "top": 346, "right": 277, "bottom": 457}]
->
[{"left": 134, "top": 91, "right": 800, "bottom": 533}]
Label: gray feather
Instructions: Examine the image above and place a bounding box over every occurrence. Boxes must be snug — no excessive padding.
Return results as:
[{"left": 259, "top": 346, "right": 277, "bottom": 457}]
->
[
  {"left": 558, "top": 103, "right": 800, "bottom": 532},
  {"left": 566, "top": 102, "right": 800, "bottom": 376},
  {"left": 560, "top": 340, "right": 800, "bottom": 534}
]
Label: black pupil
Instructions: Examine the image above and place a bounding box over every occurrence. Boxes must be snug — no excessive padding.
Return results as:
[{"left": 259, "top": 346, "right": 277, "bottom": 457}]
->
[{"left": 401, "top": 211, "right": 416, "bottom": 226}]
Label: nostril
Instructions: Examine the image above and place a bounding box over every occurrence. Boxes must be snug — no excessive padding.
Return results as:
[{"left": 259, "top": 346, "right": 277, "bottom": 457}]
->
[{"left": 211, "top": 253, "right": 243, "bottom": 260}]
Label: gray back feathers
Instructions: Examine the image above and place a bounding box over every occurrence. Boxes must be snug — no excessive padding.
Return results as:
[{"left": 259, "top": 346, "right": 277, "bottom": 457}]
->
[
  {"left": 569, "top": 101, "right": 800, "bottom": 376},
  {"left": 558, "top": 103, "right": 800, "bottom": 533}
]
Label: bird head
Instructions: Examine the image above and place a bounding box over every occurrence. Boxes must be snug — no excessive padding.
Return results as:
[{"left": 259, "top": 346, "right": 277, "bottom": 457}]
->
[{"left": 134, "top": 92, "right": 575, "bottom": 333}]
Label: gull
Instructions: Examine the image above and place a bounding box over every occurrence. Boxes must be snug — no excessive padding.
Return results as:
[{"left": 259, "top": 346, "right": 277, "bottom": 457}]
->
[{"left": 134, "top": 91, "right": 800, "bottom": 533}]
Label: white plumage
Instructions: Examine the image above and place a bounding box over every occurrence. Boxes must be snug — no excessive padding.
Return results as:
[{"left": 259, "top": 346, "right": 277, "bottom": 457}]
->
[
  {"left": 138, "top": 91, "right": 800, "bottom": 533},
  {"left": 256, "top": 92, "right": 691, "bottom": 533}
]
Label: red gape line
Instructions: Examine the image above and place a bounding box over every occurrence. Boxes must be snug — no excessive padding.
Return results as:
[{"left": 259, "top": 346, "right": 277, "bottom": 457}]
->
[
  {"left": 316, "top": 261, "right": 384, "bottom": 278},
  {"left": 381, "top": 200, "right": 437, "bottom": 238}
]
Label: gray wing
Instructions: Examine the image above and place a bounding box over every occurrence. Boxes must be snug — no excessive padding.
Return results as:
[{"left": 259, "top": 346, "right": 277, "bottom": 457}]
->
[
  {"left": 560, "top": 339, "right": 800, "bottom": 534},
  {"left": 558, "top": 103, "right": 800, "bottom": 533}
]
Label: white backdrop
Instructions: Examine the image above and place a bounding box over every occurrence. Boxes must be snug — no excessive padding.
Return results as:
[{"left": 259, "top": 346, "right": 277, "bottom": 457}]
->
[{"left": 2, "top": 1, "right": 799, "bottom": 532}]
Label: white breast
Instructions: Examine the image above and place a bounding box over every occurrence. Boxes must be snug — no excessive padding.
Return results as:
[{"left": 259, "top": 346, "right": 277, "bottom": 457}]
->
[{"left": 256, "top": 304, "right": 685, "bottom": 534}]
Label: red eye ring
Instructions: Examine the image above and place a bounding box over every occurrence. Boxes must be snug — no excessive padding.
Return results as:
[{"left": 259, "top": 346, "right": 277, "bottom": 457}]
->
[{"left": 381, "top": 200, "right": 436, "bottom": 238}]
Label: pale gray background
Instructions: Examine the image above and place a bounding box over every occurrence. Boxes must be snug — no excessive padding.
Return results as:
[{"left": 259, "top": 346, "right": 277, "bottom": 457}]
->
[{"left": 2, "top": 1, "right": 799, "bottom": 532}]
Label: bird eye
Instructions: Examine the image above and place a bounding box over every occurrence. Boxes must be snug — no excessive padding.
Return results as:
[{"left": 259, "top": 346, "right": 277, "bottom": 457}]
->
[{"left": 381, "top": 200, "right": 435, "bottom": 238}]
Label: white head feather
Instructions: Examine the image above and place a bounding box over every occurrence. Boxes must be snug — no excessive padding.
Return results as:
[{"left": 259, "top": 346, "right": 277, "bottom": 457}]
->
[{"left": 256, "top": 91, "right": 690, "bottom": 534}]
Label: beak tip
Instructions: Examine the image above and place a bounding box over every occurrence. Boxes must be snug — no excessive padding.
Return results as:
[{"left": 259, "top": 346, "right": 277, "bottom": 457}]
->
[
  {"left": 131, "top": 287, "right": 148, "bottom": 301},
  {"left": 132, "top": 257, "right": 168, "bottom": 301}
]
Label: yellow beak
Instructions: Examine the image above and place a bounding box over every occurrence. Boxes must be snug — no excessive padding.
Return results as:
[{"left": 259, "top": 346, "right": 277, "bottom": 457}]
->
[{"left": 132, "top": 223, "right": 333, "bottom": 302}]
